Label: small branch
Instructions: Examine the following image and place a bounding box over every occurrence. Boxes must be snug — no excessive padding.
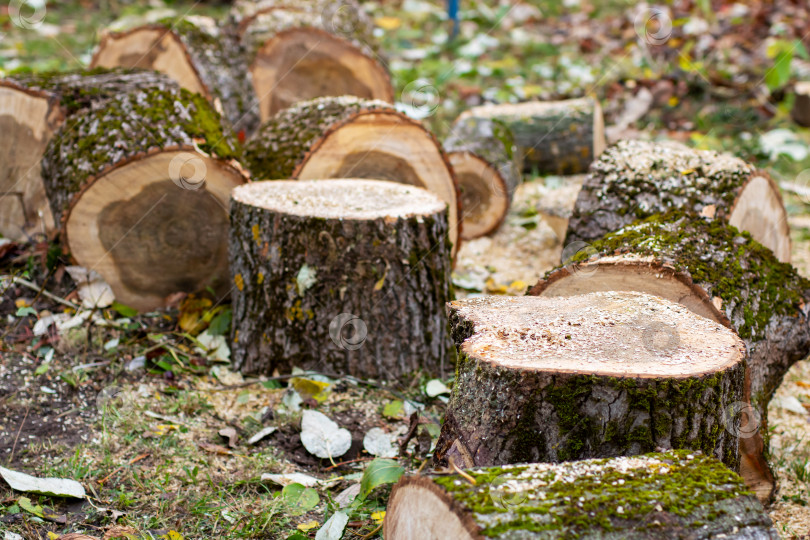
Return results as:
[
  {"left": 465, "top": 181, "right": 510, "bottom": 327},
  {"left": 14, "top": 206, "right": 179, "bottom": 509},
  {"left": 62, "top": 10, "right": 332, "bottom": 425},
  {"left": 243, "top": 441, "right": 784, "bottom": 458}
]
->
[
  {"left": 5, "top": 275, "right": 80, "bottom": 310},
  {"left": 398, "top": 412, "right": 419, "bottom": 457},
  {"left": 98, "top": 453, "right": 150, "bottom": 485}
]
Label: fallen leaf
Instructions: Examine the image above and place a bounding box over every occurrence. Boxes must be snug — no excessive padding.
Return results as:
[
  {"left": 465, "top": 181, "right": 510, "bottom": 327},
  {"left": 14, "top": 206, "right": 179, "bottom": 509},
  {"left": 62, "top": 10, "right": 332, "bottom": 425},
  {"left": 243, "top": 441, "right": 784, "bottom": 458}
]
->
[
  {"left": 363, "top": 427, "right": 398, "bottom": 458},
  {"left": 219, "top": 427, "right": 238, "bottom": 448},
  {"left": 772, "top": 395, "right": 807, "bottom": 416},
  {"left": 197, "top": 442, "right": 234, "bottom": 455},
  {"left": 383, "top": 400, "right": 404, "bottom": 418},
  {"left": 0, "top": 466, "right": 86, "bottom": 498},
  {"left": 359, "top": 459, "right": 404, "bottom": 500},
  {"left": 281, "top": 483, "right": 319, "bottom": 516},
  {"left": 261, "top": 472, "right": 319, "bottom": 487},
  {"left": 371, "top": 510, "right": 386, "bottom": 524},
  {"left": 65, "top": 266, "right": 114, "bottom": 308},
  {"left": 247, "top": 426, "right": 277, "bottom": 445},
  {"left": 315, "top": 511, "right": 349, "bottom": 540},
  {"left": 297, "top": 520, "right": 319, "bottom": 532},
  {"left": 300, "top": 410, "right": 352, "bottom": 460},
  {"left": 425, "top": 379, "right": 450, "bottom": 397},
  {"left": 333, "top": 483, "right": 361, "bottom": 508}
]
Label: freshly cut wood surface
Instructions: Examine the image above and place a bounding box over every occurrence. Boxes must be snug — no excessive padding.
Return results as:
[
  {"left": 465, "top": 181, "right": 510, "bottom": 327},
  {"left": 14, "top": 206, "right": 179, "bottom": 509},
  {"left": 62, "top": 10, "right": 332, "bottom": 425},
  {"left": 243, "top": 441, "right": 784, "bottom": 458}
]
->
[
  {"left": 41, "top": 83, "right": 246, "bottom": 311},
  {"left": 90, "top": 17, "right": 260, "bottom": 135},
  {"left": 434, "top": 291, "right": 746, "bottom": 476},
  {"left": 456, "top": 97, "right": 605, "bottom": 175},
  {"left": 532, "top": 211, "right": 810, "bottom": 502},
  {"left": 235, "top": 0, "right": 392, "bottom": 120},
  {"left": 229, "top": 179, "right": 453, "bottom": 378},
  {"left": 566, "top": 139, "right": 791, "bottom": 262},
  {"left": 386, "top": 451, "right": 778, "bottom": 540},
  {"left": 244, "top": 96, "right": 461, "bottom": 254}
]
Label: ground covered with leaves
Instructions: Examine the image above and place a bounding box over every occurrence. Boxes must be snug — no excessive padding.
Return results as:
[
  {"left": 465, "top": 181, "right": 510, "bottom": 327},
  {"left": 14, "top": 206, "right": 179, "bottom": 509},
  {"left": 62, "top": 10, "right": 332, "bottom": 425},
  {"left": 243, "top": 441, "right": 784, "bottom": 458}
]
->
[{"left": 2, "top": 0, "right": 810, "bottom": 538}]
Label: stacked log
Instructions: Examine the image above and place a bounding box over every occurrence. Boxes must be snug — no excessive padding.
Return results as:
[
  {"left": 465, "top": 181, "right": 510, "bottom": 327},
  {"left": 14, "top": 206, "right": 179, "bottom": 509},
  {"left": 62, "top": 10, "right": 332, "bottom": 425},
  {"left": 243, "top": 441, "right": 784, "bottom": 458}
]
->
[
  {"left": 386, "top": 451, "right": 778, "bottom": 539},
  {"left": 0, "top": 68, "right": 173, "bottom": 241},
  {"left": 434, "top": 292, "right": 746, "bottom": 472},
  {"left": 444, "top": 116, "right": 521, "bottom": 240},
  {"left": 41, "top": 81, "right": 247, "bottom": 311},
  {"left": 244, "top": 96, "right": 461, "bottom": 255},
  {"left": 235, "top": 0, "right": 393, "bottom": 120},
  {"left": 566, "top": 139, "right": 791, "bottom": 262},
  {"left": 455, "top": 97, "right": 605, "bottom": 176},
  {"left": 530, "top": 211, "right": 810, "bottom": 501},
  {"left": 90, "top": 17, "right": 260, "bottom": 135},
  {"left": 229, "top": 179, "right": 453, "bottom": 378}
]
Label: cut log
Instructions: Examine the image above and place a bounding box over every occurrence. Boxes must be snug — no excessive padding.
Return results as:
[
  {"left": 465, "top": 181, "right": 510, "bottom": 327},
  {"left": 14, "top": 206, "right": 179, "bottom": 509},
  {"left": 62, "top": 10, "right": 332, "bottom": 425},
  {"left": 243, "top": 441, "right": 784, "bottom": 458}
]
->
[
  {"left": 566, "top": 139, "right": 791, "bottom": 262},
  {"left": 0, "top": 68, "right": 173, "bottom": 241},
  {"left": 90, "top": 17, "right": 260, "bottom": 135},
  {"left": 235, "top": 0, "right": 393, "bottom": 121},
  {"left": 244, "top": 96, "right": 461, "bottom": 254},
  {"left": 530, "top": 211, "right": 810, "bottom": 502},
  {"left": 385, "top": 451, "right": 778, "bottom": 540},
  {"left": 445, "top": 116, "right": 521, "bottom": 240},
  {"left": 229, "top": 179, "right": 453, "bottom": 378},
  {"left": 791, "top": 81, "right": 810, "bottom": 127},
  {"left": 41, "top": 84, "right": 246, "bottom": 312},
  {"left": 434, "top": 292, "right": 746, "bottom": 475},
  {"left": 455, "top": 97, "right": 605, "bottom": 176}
]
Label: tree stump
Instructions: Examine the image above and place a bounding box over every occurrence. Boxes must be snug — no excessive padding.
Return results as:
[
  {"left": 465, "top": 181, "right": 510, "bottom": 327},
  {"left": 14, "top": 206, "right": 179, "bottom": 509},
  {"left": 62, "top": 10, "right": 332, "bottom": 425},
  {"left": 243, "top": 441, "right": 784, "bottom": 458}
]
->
[
  {"left": 386, "top": 451, "right": 778, "bottom": 540},
  {"left": 444, "top": 116, "right": 521, "bottom": 240},
  {"left": 235, "top": 0, "right": 393, "bottom": 121},
  {"left": 229, "top": 179, "right": 453, "bottom": 379},
  {"left": 455, "top": 97, "right": 605, "bottom": 175},
  {"left": 434, "top": 292, "right": 746, "bottom": 475},
  {"left": 244, "top": 96, "right": 461, "bottom": 255},
  {"left": 565, "top": 139, "right": 791, "bottom": 262},
  {"left": 90, "top": 17, "right": 259, "bottom": 135},
  {"left": 791, "top": 81, "right": 810, "bottom": 127},
  {"left": 41, "top": 84, "right": 246, "bottom": 312},
  {"left": 530, "top": 211, "right": 810, "bottom": 501},
  {"left": 0, "top": 68, "right": 173, "bottom": 241}
]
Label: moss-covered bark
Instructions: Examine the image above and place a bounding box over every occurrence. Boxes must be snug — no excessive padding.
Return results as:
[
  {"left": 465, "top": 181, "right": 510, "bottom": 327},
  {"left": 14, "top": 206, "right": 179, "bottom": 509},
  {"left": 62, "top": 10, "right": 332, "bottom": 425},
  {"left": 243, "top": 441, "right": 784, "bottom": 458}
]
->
[
  {"left": 228, "top": 186, "right": 455, "bottom": 379},
  {"left": 243, "top": 95, "right": 395, "bottom": 180},
  {"left": 458, "top": 97, "right": 601, "bottom": 175},
  {"left": 565, "top": 139, "right": 767, "bottom": 245},
  {"left": 387, "top": 451, "right": 777, "bottom": 539}
]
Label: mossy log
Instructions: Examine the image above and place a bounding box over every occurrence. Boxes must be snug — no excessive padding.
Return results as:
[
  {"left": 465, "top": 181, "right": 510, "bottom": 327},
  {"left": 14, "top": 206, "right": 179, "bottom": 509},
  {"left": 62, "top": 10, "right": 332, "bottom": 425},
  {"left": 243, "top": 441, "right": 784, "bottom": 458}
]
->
[
  {"left": 244, "top": 96, "right": 461, "bottom": 255},
  {"left": 386, "top": 451, "right": 778, "bottom": 539},
  {"left": 455, "top": 97, "right": 605, "bottom": 176},
  {"left": 229, "top": 179, "right": 454, "bottom": 378},
  {"left": 90, "top": 17, "right": 259, "bottom": 135},
  {"left": 566, "top": 139, "right": 791, "bottom": 262},
  {"left": 530, "top": 211, "right": 810, "bottom": 502},
  {"left": 40, "top": 84, "right": 247, "bottom": 312},
  {"left": 235, "top": 0, "right": 393, "bottom": 121},
  {"left": 434, "top": 292, "right": 746, "bottom": 476},
  {"left": 445, "top": 116, "right": 521, "bottom": 240},
  {"left": 0, "top": 68, "right": 172, "bottom": 241},
  {"left": 791, "top": 81, "right": 810, "bottom": 127}
]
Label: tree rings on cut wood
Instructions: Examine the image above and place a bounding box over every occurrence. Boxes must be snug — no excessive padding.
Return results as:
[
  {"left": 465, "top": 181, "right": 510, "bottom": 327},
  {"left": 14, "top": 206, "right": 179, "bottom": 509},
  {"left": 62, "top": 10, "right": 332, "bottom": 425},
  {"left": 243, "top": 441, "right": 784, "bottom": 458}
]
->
[
  {"left": 455, "top": 97, "right": 605, "bottom": 175},
  {"left": 90, "top": 17, "right": 259, "bottom": 135},
  {"left": 244, "top": 96, "right": 461, "bottom": 254},
  {"left": 385, "top": 451, "right": 778, "bottom": 540},
  {"left": 0, "top": 68, "right": 173, "bottom": 241},
  {"left": 566, "top": 139, "right": 791, "bottom": 262},
  {"left": 229, "top": 179, "right": 454, "bottom": 379},
  {"left": 445, "top": 116, "right": 521, "bottom": 240},
  {"left": 41, "top": 85, "right": 246, "bottom": 312},
  {"left": 434, "top": 292, "right": 746, "bottom": 475},
  {"left": 235, "top": 0, "right": 393, "bottom": 120},
  {"left": 531, "top": 211, "right": 810, "bottom": 502}
]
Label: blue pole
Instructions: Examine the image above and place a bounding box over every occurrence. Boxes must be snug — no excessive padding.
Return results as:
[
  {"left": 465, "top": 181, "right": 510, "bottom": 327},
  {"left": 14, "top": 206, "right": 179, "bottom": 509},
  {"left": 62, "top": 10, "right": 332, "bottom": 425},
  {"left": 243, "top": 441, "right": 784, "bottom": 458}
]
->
[{"left": 448, "top": 0, "right": 459, "bottom": 38}]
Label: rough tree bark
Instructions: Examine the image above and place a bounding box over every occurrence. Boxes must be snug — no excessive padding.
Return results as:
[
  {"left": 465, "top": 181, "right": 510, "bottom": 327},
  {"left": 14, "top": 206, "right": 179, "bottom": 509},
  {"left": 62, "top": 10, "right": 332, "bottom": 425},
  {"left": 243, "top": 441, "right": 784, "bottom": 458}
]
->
[
  {"left": 229, "top": 179, "right": 454, "bottom": 379},
  {"left": 0, "top": 68, "right": 172, "bottom": 241},
  {"left": 91, "top": 17, "right": 260, "bottom": 135},
  {"left": 455, "top": 97, "right": 605, "bottom": 175},
  {"left": 433, "top": 292, "right": 746, "bottom": 474},
  {"left": 234, "top": 0, "right": 393, "bottom": 120},
  {"left": 41, "top": 83, "right": 247, "bottom": 311},
  {"left": 530, "top": 211, "right": 810, "bottom": 502},
  {"left": 565, "top": 139, "right": 791, "bottom": 262},
  {"left": 791, "top": 81, "right": 810, "bottom": 127},
  {"left": 244, "top": 95, "right": 461, "bottom": 255},
  {"left": 444, "top": 116, "right": 521, "bottom": 240},
  {"left": 386, "top": 451, "right": 778, "bottom": 540}
]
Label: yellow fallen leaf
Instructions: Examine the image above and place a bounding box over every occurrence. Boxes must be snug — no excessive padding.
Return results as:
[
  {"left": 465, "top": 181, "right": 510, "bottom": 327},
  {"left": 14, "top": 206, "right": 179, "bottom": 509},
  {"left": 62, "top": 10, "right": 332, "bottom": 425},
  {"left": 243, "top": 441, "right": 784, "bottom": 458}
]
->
[
  {"left": 14, "top": 298, "right": 30, "bottom": 308},
  {"left": 297, "top": 520, "right": 319, "bottom": 531},
  {"left": 291, "top": 377, "right": 331, "bottom": 402},
  {"left": 509, "top": 280, "right": 527, "bottom": 291},
  {"left": 46, "top": 533, "right": 59, "bottom": 540},
  {"left": 375, "top": 16, "right": 401, "bottom": 30},
  {"left": 668, "top": 96, "right": 679, "bottom": 107},
  {"left": 485, "top": 278, "right": 507, "bottom": 295},
  {"left": 372, "top": 511, "right": 386, "bottom": 524}
]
